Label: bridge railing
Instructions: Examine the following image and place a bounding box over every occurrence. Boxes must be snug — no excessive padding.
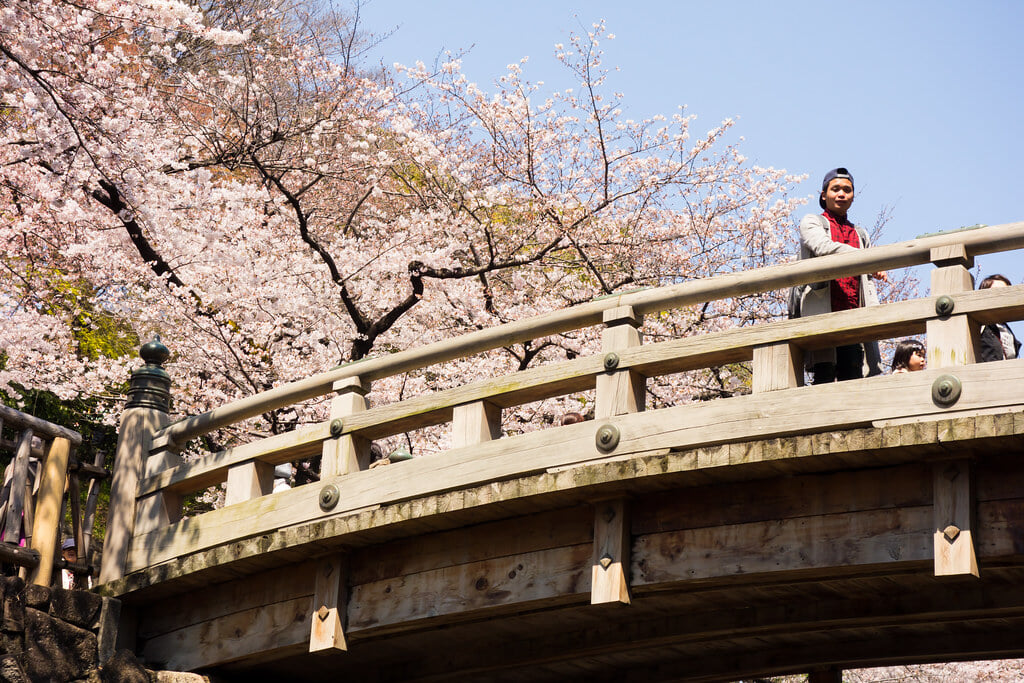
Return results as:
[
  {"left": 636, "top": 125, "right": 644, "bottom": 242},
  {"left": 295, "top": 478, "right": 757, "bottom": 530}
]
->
[{"left": 100, "top": 221, "right": 1024, "bottom": 583}]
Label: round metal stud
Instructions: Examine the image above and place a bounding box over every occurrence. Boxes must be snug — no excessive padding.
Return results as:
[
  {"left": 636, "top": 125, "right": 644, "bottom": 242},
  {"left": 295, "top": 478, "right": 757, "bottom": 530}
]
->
[
  {"left": 931, "top": 374, "right": 962, "bottom": 407},
  {"left": 595, "top": 423, "right": 621, "bottom": 452},
  {"left": 329, "top": 418, "right": 344, "bottom": 437},
  {"left": 935, "top": 295, "right": 955, "bottom": 318},
  {"left": 319, "top": 484, "right": 340, "bottom": 511},
  {"left": 603, "top": 352, "right": 620, "bottom": 372}
]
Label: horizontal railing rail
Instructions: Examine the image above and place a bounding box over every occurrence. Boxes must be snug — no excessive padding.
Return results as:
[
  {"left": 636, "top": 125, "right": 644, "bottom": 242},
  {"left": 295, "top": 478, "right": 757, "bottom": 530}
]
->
[
  {"left": 157, "top": 221, "right": 1024, "bottom": 448},
  {"left": 136, "top": 282, "right": 1024, "bottom": 504}
]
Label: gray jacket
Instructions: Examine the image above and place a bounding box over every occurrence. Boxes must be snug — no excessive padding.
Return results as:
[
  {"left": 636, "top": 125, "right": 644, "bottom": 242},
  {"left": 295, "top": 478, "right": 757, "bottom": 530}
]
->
[{"left": 796, "top": 213, "right": 882, "bottom": 374}]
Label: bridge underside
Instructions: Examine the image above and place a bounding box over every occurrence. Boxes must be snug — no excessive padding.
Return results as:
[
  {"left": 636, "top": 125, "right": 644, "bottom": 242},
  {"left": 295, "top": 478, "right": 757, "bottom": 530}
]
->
[{"left": 109, "top": 404, "right": 1024, "bottom": 682}]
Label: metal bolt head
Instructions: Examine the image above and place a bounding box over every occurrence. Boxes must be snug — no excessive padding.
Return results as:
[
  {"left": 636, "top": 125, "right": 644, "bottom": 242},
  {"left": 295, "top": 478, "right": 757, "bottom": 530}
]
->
[
  {"left": 319, "top": 484, "right": 340, "bottom": 511},
  {"left": 603, "top": 352, "right": 620, "bottom": 372},
  {"left": 329, "top": 418, "right": 344, "bottom": 437},
  {"left": 935, "top": 295, "right": 955, "bottom": 318},
  {"left": 595, "top": 423, "right": 620, "bottom": 452},
  {"left": 931, "top": 374, "right": 962, "bottom": 407}
]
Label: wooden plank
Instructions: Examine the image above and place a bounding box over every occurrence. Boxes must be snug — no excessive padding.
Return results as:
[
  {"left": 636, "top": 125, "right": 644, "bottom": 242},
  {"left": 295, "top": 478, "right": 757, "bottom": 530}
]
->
[
  {"left": 140, "top": 595, "right": 312, "bottom": 671},
  {"left": 752, "top": 342, "right": 804, "bottom": 393},
  {"left": 137, "top": 561, "right": 317, "bottom": 638},
  {"left": 348, "top": 506, "right": 593, "bottom": 583},
  {"left": 591, "top": 499, "right": 631, "bottom": 605},
  {"left": 27, "top": 436, "right": 71, "bottom": 586},
  {"left": 347, "top": 543, "right": 593, "bottom": 632},
  {"left": 225, "top": 461, "right": 274, "bottom": 506},
  {"left": 451, "top": 400, "right": 502, "bottom": 449},
  {"left": 124, "top": 362, "right": 1024, "bottom": 571},
  {"left": 309, "top": 554, "right": 347, "bottom": 653},
  {"left": 631, "top": 464, "right": 933, "bottom": 536},
  {"left": 632, "top": 506, "right": 934, "bottom": 586},
  {"left": 933, "top": 459, "right": 979, "bottom": 577}
]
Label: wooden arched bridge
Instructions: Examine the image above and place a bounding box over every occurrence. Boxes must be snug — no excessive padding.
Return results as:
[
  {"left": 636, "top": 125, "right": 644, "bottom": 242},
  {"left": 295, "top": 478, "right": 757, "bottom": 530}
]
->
[{"left": 96, "top": 222, "right": 1024, "bottom": 682}]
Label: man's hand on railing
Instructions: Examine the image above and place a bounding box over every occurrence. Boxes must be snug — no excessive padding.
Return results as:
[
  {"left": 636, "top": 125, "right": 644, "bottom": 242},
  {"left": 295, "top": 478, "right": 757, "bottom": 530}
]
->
[{"left": 871, "top": 271, "right": 889, "bottom": 282}]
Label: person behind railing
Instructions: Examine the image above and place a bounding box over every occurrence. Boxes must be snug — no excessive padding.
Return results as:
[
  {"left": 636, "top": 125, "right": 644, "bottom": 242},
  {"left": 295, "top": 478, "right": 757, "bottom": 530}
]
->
[
  {"left": 891, "top": 339, "right": 926, "bottom": 374},
  {"left": 59, "top": 538, "right": 91, "bottom": 589},
  {"left": 793, "top": 167, "right": 888, "bottom": 384},
  {"left": 978, "top": 274, "right": 1021, "bottom": 361}
]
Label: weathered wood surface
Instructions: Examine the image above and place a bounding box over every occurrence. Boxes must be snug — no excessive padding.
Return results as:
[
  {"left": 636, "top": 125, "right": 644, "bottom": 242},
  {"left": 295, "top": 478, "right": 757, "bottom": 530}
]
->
[{"left": 122, "top": 361, "right": 1024, "bottom": 572}]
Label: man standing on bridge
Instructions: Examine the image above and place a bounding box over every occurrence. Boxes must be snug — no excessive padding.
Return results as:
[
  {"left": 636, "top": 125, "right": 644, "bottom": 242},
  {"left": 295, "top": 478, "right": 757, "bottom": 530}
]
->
[{"left": 795, "top": 167, "right": 887, "bottom": 384}]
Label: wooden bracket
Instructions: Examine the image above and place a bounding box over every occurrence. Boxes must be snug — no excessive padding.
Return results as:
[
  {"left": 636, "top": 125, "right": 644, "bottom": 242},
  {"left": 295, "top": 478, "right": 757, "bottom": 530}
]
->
[
  {"left": 933, "top": 459, "right": 979, "bottom": 577},
  {"left": 310, "top": 554, "right": 348, "bottom": 653},
  {"left": 591, "top": 498, "right": 631, "bottom": 605}
]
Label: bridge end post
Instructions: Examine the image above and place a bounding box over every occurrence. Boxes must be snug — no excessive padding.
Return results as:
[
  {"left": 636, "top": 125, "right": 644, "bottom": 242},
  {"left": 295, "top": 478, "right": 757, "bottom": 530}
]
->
[{"left": 99, "top": 339, "right": 171, "bottom": 585}]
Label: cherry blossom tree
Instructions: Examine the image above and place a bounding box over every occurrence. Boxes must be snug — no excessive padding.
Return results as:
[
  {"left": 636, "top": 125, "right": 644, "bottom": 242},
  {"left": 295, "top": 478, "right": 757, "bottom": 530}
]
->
[{"left": 2, "top": 2, "right": 822, "bottom": 453}]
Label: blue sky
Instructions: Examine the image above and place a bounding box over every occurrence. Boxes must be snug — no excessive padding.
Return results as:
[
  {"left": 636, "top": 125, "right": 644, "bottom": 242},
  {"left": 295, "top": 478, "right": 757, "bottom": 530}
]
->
[{"left": 358, "top": 0, "right": 1023, "bottom": 288}]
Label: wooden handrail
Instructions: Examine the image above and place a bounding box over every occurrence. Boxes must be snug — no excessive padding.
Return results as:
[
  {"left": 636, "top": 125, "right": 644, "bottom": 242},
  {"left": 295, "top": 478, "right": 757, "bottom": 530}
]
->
[
  {"left": 138, "top": 286, "right": 1024, "bottom": 500},
  {"left": 158, "top": 221, "right": 1024, "bottom": 447}
]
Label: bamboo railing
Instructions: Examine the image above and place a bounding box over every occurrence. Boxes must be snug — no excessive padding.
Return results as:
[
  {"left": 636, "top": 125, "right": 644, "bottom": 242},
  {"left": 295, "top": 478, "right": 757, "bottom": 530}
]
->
[{"left": 100, "top": 221, "right": 1024, "bottom": 584}]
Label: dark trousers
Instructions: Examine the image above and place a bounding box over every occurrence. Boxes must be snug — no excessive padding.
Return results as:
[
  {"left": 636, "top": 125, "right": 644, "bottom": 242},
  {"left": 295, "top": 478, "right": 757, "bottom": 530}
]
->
[{"left": 811, "top": 344, "right": 864, "bottom": 384}]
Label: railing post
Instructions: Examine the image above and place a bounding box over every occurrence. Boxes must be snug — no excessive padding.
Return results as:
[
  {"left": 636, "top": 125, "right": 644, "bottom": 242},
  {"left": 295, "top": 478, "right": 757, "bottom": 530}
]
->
[
  {"left": 752, "top": 342, "right": 804, "bottom": 392},
  {"left": 927, "top": 245, "right": 979, "bottom": 368},
  {"left": 452, "top": 401, "right": 501, "bottom": 449},
  {"left": 26, "top": 436, "right": 71, "bottom": 586},
  {"left": 595, "top": 306, "right": 645, "bottom": 419},
  {"left": 99, "top": 339, "right": 172, "bottom": 584},
  {"left": 321, "top": 378, "right": 370, "bottom": 479}
]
